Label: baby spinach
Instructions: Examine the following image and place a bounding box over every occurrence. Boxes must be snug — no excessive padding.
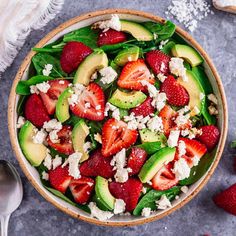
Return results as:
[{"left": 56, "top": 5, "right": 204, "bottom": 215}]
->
[
  {"left": 32, "top": 47, "right": 63, "bottom": 53},
  {"left": 133, "top": 186, "right": 181, "bottom": 215},
  {"left": 100, "top": 40, "right": 136, "bottom": 52},
  {"left": 136, "top": 142, "right": 162, "bottom": 155},
  {"left": 17, "top": 96, "right": 27, "bottom": 115},
  {"left": 161, "top": 41, "right": 176, "bottom": 55},
  {"left": 64, "top": 115, "right": 82, "bottom": 127}
]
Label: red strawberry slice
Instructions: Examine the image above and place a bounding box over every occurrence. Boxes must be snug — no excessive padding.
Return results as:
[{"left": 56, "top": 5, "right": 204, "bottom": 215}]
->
[
  {"left": 79, "top": 149, "right": 115, "bottom": 178},
  {"left": 24, "top": 94, "right": 50, "bottom": 127},
  {"left": 130, "top": 97, "right": 154, "bottom": 117},
  {"left": 196, "top": 125, "right": 220, "bottom": 151},
  {"left": 69, "top": 177, "right": 95, "bottom": 205},
  {"left": 161, "top": 75, "right": 189, "bottom": 106},
  {"left": 60, "top": 41, "right": 93, "bottom": 73},
  {"left": 40, "top": 79, "right": 70, "bottom": 115},
  {"left": 70, "top": 82, "right": 105, "bottom": 121},
  {"left": 109, "top": 178, "right": 143, "bottom": 212},
  {"left": 127, "top": 147, "right": 147, "bottom": 176},
  {"left": 101, "top": 118, "right": 138, "bottom": 157},
  {"left": 152, "top": 163, "right": 178, "bottom": 191},
  {"left": 47, "top": 125, "right": 74, "bottom": 155},
  {"left": 213, "top": 183, "right": 236, "bottom": 216},
  {"left": 117, "top": 59, "right": 155, "bottom": 91},
  {"left": 97, "top": 29, "right": 127, "bottom": 47},
  {"left": 49, "top": 166, "right": 72, "bottom": 194},
  {"left": 145, "top": 50, "right": 170, "bottom": 75}
]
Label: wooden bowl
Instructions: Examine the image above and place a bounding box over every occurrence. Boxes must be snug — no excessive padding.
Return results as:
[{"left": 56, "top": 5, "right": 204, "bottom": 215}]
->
[{"left": 8, "top": 9, "right": 228, "bottom": 226}]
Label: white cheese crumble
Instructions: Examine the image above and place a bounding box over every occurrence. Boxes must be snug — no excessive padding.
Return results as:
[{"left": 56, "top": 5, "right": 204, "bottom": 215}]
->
[
  {"left": 181, "top": 186, "right": 189, "bottom": 194},
  {"left": 16, "top": 116, "right": 26, "bottom": 129},
  {"left": 208, "top": 105, "right": 218, "bottom": 115},
  {"left": 91, "top": 71, "right": 98, "bottom": 81},
  {"left": 94, "top": 133, "right": 102, "bottom": 144},
  {"left": 32, "top": 128, "right": 47, "bottom": 144},
  {"left": 88, "top": 202, "right": 114, "bottom": 221},
  {"left": 99, "top": 66, "right": 117, "bottom": 84},
  {"left": 42, "top": 64, "right": 53, "bottom": 76},
  {"left": 192, "top": 106, "right": 200, "bottom": 115},
  {"left": 178, "top": 140, "right": 186, "bottom": 157},
  {"left": 181, "top": 129, "right": 190, "bottom": 137},
  {"left": 43, "top": 119, "right": 62, "bottom": 132},
  {"left": 59, "top": 80, "right": 65, "bottom": 84},
  {"left": 159, "top": 39, "right": 169, "bottom": 50},
  {"left": 152, "top": 92, "right": 167, "bottom": 111},
  {"left": 49, "top": 130, "right": 60, "bottom": 144},
  {"left": 92, "top": 14, "right": 121, "bottom": 31},
  {"left": 157, "top": 73, "right": 167, "bottom": 83},
  {"left": 43, "top": 151, "right": 52, "bottom": 170},
  {"left": 30, "top": 85, "right": 38, "bottom": 94},
  {"left": 85, "top": 102, "right": 91, "bottom": 108},
  {"left": 124, "top": 113, "right": 150, "bottom": 130},
  {"left": 167, "top": 130, "right": 180, "bottom": 148},
  {"left": 52, "top": 155, "right": 62, "bottom": 170},
  {"left": 156, "top": 195, "right": 172, "bottom": 210},
  {"left": 30, "top": 81, "right": 51, "bottom": 94},
  {"left": 200, "top": 92, "right": 205, "bottom": 101},
  {"left": 67, "top": 84, "right": 85, "bottom": 106},
  {"left": 147, "top": 116, "right": 163, "bottom": 132},
  {"left": 172, "top": 158, "right": 191, "bottom": 180},
  {"left": 42, "top": 171, "right": 49, "bottom": 181},
  {"left": 142, "top": 187, "right": 147, "bottom": 194},
  {"left": 169, "top": 57, "right": 187, "bottom": 81},
  {"left": 141, "top": 80, "right": 158, "bottom": 98},
  {"left": 192, "top": 156, "right": 200, "bottom": 166},
  {"left": 141, "top": 207, "right": 152, "bottom": 217},
  {"left": 188, "top": 127, "right": 202, "bottom": 139},
  {"left": 83, "top": 142, "right": 92, "bottom": 154},
  {"left": 114, "top": 199, "right": 126, "bottom": 214},
  {"left": 207, "top": 93, "right": 218, "bottom": 105},
  {"left": 104, "top": 102, "right": 120, "bottom": 120}
]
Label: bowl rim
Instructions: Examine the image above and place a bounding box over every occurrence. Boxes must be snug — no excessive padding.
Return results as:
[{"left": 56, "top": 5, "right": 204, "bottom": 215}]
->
[{"left": 8, "top": 8, "right": 228, "bottom": 227}]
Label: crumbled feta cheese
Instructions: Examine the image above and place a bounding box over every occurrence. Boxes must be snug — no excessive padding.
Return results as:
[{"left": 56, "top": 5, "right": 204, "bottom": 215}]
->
[
  {"left": 124, "top": 113, "right": 150, "bottom": 130},
  {"left": 92, "top": 14, "right": 121, "bottom": 31},
  {"left": 114, "top": 168, "right": 131, "bottom": 183},
  {"left": 159, "top": 39, "right": 169, "bottom": 50},
  {"left": 141, "top": 80, "right": 158, "bottom": 98},
  {"left": 147, "top": 180, "right": 152, "bottom": 185},
  {"left": 208, "top": 93, "right": 218, "bottom": 104},
  {"left": 200, "top": 92, "right": 205, "bottom": 101},
  {"left": 192, "top": 156, "right": 200, "bottom": 166},
  {"left": 175, "top": 113, "right": 190, "bottom": 127},
  {"left": 68, "top": 84, "right": 85, "bottom": 106},
  {"left": 33, "top": 129, "right": 47, "bottom": 144},
  {"left": 141, "top": 207, "right": 152, "bottom": 217},
  {"left": 95, "top": 105, "right": 101, "bottom": 110},
  {"left": 111, "top": 148, "right": 126, "bottom": 169},
  {"left": 147, "top": 116, "right": 163, "bottom": 132},
  {"left": 30, "top": 85, "right": 39, "bottom": 94},
  {"left": 83, "top": 142, "right": 92, "bottom": 153},
  {"left": 181, "top": 186, "right": 189, "bottom": 194},
  {"left": 178, "top": 106, "right": 190, "bottom": 115},
  {"left": 104, "top": 102, "right": 120, "bottom": 120},
  {"left": 52, "top": 155, "right": 62, "bottom": 170},
  {"left": 151, "top": 92, "right": 167, "bottom": 111},
  {"left": 59, "top": 80, "right": 65, "bottom": 84},
  {"left": 94, "top": 133, "right": 102, "bottom": 144},
  {"left": 43, "top": 151, "right": 52, "bottom": 170},
  {"left": 156, "top": 195, "right": 172, "bottom": 210},
  {"left": 178, "top": 140, "right": 186, "bottom": 157},
  {"left": 85, "top": 102, "right": 91, "bottom": 108},
  {"left": 175, "top": 195, "right": 180, "bottom": 200},
  {"left": 42, "top": 171, "right": 49, "bottom": 181},
  {"left": 91, "top": 71, "right": 98, "bottom": 81},
  {"left": 181, "top": 129, "right": 190, "bottom": 137},
  {"left": 35, "top": 81, "right": 50, "bottom": 93},
  {"left": 208, "top": 105, "right": 218, "bottom": 115},
  {"left": 88, "top": 202, "right": 114, "bottom": 221},
  {"left": 16, "top": 116, "right": 26, "bottom": 129},
  {"left": 99, "top": 66, "right": 117, "bottom": 84},
  {"left": 188, "top": 127, "right": 202, "bottom": 139},
  {"left": 43, "top": 119, "right": 62, "bottom": 132},
  {"left": 160, "top": 62, "right": 166, "bottom": 72},
  {"left": 169, "top": 57, "right": 187, "bottom": 81},
  {"left": 167, "top": 130, "right": 180, "bottom": 147},
  {"left": 142, "top": 187, "right": 147, "bottom": 194},
  {"left": 114, "top": 199, "right": 126, "bottom": 214},
  {"left": 157, "top": 73, "right": 167, "bottom": 83},
  {"left": 172, "top": 158, "right": 191, "bottom": 180},
  {"left": 193, "top": 106, "right": 200, "bottom": 115},
  {"left": 42, "top": 64, "right": 53, "bottom": 76},
  {"left": 87, "top": 182, "right": 94, "bottom": 187},
  {"left": 49, "top": 130, "right": 60, "bottom": 144}
]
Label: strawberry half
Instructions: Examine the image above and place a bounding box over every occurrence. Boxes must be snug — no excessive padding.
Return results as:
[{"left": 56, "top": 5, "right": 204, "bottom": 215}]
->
[
  {"left": 70, "top": 83, "right": 105, "bottom": 121},
  {"left": 101, "top": 118, "right": 138, "bottom": 157},
  {"left": 40, "top": 79, "right": 70, "bottom": 115},
  {"left": 60, "top": 41, "right": 93, "bottom": 73},
  {"left": 161, "top": 75, "right": 189, "bottom": 106},
  {"left": 47, "top": 125, "right": 74, "bottom": 155},
  {"left": 145, "top": 50, "right": 170, "bottom": 75},
  {"left": 213, "top": 183, "right": 236, "bottom": 216},
  {"left": 24, "top": 94, "right": 50, "bottom": 127},
  {"left": 49, "top": 166, "right": 72, "bottom": 194},
  {"left": 151, "top": 163, "right": 178, "bottom": 191},
  {"left": 197, "top": 125, "right": 220, "bottom": 151},
  {"left": 97, "top": 29, "right": 127, "bottom": 47},
  {"left": 127, "top": 147, "right": 147, "bottom": 176},
  {"left": 79, "top": 149, "right": 115, "bottom": 178},
  {"left": 117, "top": 59, "right": 155, "bottom": 91},
  {"left": 109, "top": 178, "right": 143, "bottom": 212},
  {"left": 130, "top": 97, "right": 154, "bottom": 117},
  {"left": 69, "top": 177, "right": 95, "bottom": 205}
]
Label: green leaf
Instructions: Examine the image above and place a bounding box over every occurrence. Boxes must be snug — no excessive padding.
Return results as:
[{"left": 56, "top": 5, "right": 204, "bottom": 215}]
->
[
  {"left": 231, "top": 141, "right": 236, "bottom": 148},
  {"left": 86, "top": 120, "right": 103, "bottom": 134},
  {"left": 100, "top": 40, "right": 136, "bottom": 52},
  {"left": 161, "top": 41, "right": 176, "bottom": 55},
  {"left": 32, "top": 47, "right": 63, "bottom": 53},
  {"left": 64, "top": 115, "right": 82, "bottom": 126},
  {"left": 63, "top": 26, "right": 98, "bottom": 49},
  {"left": 133, "top": 186, "right": 181, "bottom": 215},
  {"left": 17, "top": 95, "right": 27, "bottom": 115},
  {"left": 136, "top": 142, "right": 162, "bottom": 155},
  {"left": 49, "top": 147, "right": 68, "bottom": 159},
  {"left": 179, "top": 149, "right": 216, "bottom": 185}
]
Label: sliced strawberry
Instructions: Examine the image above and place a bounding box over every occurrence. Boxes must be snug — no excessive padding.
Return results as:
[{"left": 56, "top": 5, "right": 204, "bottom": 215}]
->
[
  {"left": 109, "top": 178, "right": 143, "bottom": 212},
  {"left": 152, "top": 163, "right": 178, "bottom": 191},
  {"left": 97, "top": 29, "right": 127, "bottom": 47},
  {"left": 145, "top": 50, "right": 170, "bottom": 75},
  {"left": 24, "top": 94, "right": 50, "bottom": 127},
  {"left": 117, "top": 59, "right": 155, "bottom": 91},
  {"left": 69, "top": 177, "right": 95, "bottom": 205},
  {"left": 48, "top": 166, "right": 72, "bottom": 194},
  {"left": 127, "top": 147, "right": 147, "bottom": 176},
  {"left": 79, "top": 149, "right": 115, "bottom": 178},
  {"left": 47, "top": 125, "right": 74, "bottom": 155},
  {"left": 213, "top": 183, "right": 236, "bottom": 216},
  {"left": 60, "top": 41, "right": 93, "bottom": 73},
  {"left": 101, "top": 118, "right": 138, "bottom": 157},
  {"left": 161, "top": 75, "right": 189, "bottom": 106},
  {"left": 40, "top": 79, "right": 70, "bottom": 115},
  {"left": 70, "top": 83, "right": 105, "bottom": 121},
  {"left": 196, "top": 125, "right": 220, "bottom": 151},
  {"left": 130, "top": 97, "right": 154, "bottom": 117}
]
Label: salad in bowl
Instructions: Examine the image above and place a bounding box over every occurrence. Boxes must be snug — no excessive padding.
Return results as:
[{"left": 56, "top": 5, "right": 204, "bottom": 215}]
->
[{"left": 10, "top": 10, "right": 226, "bottom": 225}]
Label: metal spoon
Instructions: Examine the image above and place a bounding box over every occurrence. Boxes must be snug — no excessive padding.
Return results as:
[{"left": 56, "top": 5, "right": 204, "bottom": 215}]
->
[{"left": 0, "top": 160, "right": 23, "bottom": 236}]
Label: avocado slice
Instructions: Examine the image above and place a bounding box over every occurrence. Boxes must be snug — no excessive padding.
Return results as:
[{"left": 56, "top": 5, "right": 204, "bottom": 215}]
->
[
  {"left": 171, "top": 44, "right": 203, "bottom": 67},
  {"left": 120, "top": 20, "right": 153, "bottom": 41},
  {"left": 114, "top": 46, "right": 140, "bottom": 66},
  {"left": 19, "top": 121, "right": 48, "bottom": 166},
  {"left": 177, "top": 70, "right": 205, "bottom": 116},
  {"left": 139, "top": 147, "right": 176, "bottom": 183},
  {"left": 56, "top": 88, "right": 73, "bottom": 123},
  {"left": 72, "top": 120, "right": 90, "bottom": 162},
  {"left": 73, "top": 49, "right": 108, "bottom": 85},
  {"left": 95, "top": 176, "right": 115, "bottom": 210},
  {"left": 109, "top": 89, "right": 147, "bottom": 109},
  {"left": 139, "top": 129, "right": 167, "bottom": 146}
]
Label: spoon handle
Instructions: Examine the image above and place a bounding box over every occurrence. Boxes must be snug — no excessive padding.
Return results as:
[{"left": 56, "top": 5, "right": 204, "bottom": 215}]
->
[{"left": 0, "top": 215, "right": 10, "bottom": 236}]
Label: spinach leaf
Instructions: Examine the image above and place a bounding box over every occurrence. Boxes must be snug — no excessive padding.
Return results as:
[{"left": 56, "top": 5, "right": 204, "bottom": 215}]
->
[
  {"left": 133, "top": 186, "right": 181, "bottom": 215},
  {"left": 64, "top": 115, "right": 82, "bottom": 126},
  {"left": 86, "top": 120, "right": 103, "bottom": 134},
  {"left": 201, "top": 102, "right": 216, "bottom": 125},
  {"left": 32, "top": 53, "right": 67, "bottom": 77},
  {"left": 63, "top": 26, "right": 98, "bottom": 49},
  {"left": 100, "top": 40, "right": 137, "bottom": 52},
  {"left": 231, "top": 140, "right": 236, "bottom": 148},
  {"left": 161, "top": 41, "right": 175, "bottom": 55},
  {"left": 32, "top": 47, "right": 63, "bottom": 53},
  {"left": 136, "top": 142, "right": 162, "bottom": 155},
  {"left": 49, "top": 147, "right": 68, "bottom": 159},
  {"left": 17, "top": 95, "right": 27, "bottom": 115},
  {"left": 179, "top": 149, "right": 216, "bottom": 185}
]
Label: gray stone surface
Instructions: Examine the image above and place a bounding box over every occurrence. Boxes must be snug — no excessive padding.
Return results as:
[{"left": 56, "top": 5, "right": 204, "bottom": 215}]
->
[{"left": 0, "top": 0, "right": 235, "bottom": 235}]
